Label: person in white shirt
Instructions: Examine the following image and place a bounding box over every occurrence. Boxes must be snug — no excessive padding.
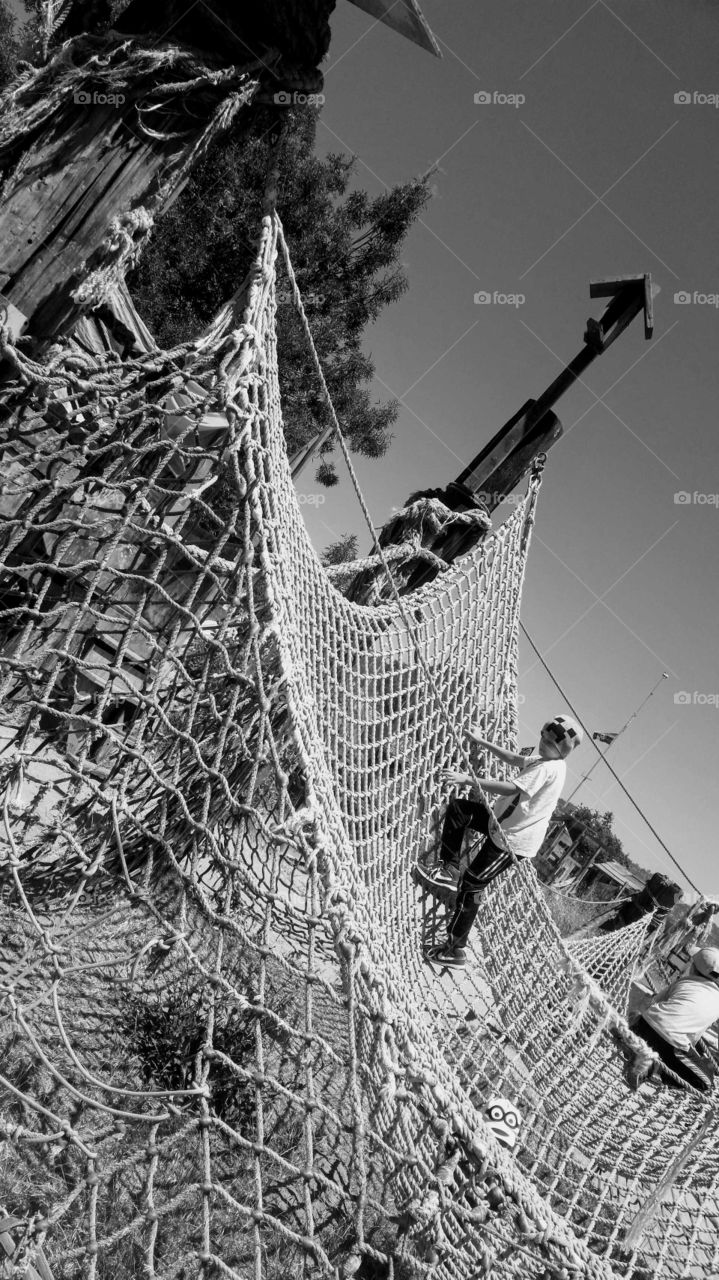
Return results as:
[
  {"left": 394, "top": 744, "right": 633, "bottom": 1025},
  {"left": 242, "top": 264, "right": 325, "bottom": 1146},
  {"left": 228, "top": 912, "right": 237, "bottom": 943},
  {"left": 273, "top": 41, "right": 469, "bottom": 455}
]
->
[
  {"left": 630, "top": 948, "right": 719, "bottom": 1091},
  {"left": 424, "top": 714, "right": 582, "bottom": 969}
]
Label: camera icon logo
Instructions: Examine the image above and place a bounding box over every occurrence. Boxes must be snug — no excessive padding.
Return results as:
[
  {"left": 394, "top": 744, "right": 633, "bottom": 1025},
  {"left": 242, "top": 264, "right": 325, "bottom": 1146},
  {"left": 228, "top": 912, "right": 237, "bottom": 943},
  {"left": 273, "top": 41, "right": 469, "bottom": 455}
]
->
[
  {"left": 673, "top": 491, "right": 692, "bottom": 504},
  {"left": 73, "top": 90, "right": 91, "bottom": 104},
  {"left": 674, "top": 691, "right": 692, "bottom": 705},
  {"left": 674, "top": 91, "right": 692, "bottom": 105},
  {"left": 474, "top": 91, "right": 492, "bottom": 105},
  {"left": 474, "top": 291, "right": 491, "bottom": 304},
  {"left": 273, "top": 91, "right": 292, "bottom": 105},
  {"left": 674, "top": 291, "right": 691, "bottom": 304}
]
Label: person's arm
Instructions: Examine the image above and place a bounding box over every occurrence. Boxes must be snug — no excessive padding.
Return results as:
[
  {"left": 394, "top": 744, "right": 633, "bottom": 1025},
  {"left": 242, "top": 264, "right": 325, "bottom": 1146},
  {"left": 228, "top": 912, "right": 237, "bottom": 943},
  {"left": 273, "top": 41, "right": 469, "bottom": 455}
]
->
[
  {"left": 440, "top": 768, "right": 518, "bottom": 798},
  {"left": 465, "top": 728, "right": 528, "bottom": 770}
]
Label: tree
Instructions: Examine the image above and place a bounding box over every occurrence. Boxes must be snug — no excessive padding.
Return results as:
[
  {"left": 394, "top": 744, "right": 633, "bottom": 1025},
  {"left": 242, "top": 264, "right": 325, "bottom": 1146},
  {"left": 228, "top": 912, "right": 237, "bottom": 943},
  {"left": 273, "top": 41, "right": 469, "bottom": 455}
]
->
[
  {"left": 321, "top": 534, "right": 359, "bottom": 566},
  {"left": 129, "top": 106, "right": 432, "bottom": 485},
  {"left": 560, "top": 803, "right": 646, "bottom": 880},
  {"left": 565, "top": 805, "right": 626, "bottom": 866},
  {"left": 0, "top": 0, "right": 19, "bottom": 90}
]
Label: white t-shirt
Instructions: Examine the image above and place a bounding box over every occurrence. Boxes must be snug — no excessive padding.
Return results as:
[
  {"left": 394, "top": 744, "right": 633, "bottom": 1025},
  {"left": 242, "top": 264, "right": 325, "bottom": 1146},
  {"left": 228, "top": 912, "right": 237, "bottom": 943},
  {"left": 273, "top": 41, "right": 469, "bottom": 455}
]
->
[
  {"left": 493, "top": 756, "right": 566, "bottom": 859},
  {"left": 641, "top": 974, "right": 719, "bottom": 1050}
]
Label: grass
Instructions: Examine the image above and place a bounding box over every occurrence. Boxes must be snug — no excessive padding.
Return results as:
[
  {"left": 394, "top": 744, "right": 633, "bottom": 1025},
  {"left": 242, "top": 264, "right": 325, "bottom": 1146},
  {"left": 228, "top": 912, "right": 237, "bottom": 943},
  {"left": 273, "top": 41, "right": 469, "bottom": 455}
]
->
[
  {"left": 539, "top": 882, "right": 615, "bottom": 939},
  {"left": 0, "top": 902, "right": 418, "bottom": 1280}
]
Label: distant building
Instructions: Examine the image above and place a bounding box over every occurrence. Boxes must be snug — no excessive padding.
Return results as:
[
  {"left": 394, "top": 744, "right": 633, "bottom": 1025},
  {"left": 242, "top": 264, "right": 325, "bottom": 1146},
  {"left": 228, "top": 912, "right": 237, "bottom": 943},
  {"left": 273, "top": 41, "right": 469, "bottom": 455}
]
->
[
  {"left": 536, "top": 799, "right": 600, "bottom": 887},
  {"left": 580, "top": 859, "right": 646, "bottom": 900},
  {"left": 536, "top": 800, "right": 648, "bottom": 900}
]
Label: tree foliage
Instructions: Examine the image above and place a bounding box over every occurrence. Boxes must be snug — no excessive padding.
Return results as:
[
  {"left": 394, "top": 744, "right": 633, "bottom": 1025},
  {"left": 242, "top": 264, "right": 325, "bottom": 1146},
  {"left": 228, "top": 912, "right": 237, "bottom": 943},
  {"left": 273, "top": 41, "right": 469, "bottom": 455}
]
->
[
  {"left": 565, "top": 805, "right": 626, "bottom": 866},
  {"left": 129, "top": 107, "right": 431, "bottom": 485},
  {"left": 0, "top": 0, "right": 20, "bottom": 89},
  {"left": 321, "top": 533, "right": 359, "bottom": 566},
  {"left": 563, "top": 804, "right": 647, "bottom": 879}
]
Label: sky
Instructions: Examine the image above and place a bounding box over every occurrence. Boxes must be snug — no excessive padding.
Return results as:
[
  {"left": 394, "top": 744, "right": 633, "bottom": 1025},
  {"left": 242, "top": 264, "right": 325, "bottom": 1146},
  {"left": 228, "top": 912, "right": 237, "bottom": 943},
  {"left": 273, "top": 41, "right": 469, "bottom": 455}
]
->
[{"left": 294, "top": 0, "right": 719, "bottom": 898}]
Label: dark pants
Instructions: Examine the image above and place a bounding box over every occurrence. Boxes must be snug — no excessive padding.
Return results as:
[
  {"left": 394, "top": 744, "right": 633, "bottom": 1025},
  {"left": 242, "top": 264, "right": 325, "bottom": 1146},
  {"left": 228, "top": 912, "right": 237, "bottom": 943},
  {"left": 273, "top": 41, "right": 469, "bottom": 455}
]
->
[
  {"left": 632, "top": 1015, "right": 714, "bottom": 1092},
  {"left": 439, "top": 797, "right": 514, "bottom": 948}
]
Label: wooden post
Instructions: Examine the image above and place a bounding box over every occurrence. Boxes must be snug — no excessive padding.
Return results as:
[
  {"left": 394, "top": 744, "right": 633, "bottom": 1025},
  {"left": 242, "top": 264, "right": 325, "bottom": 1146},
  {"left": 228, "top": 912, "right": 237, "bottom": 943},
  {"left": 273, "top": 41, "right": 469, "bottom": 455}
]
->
[
  {"left": 0, "top": 48, "right": 263, "bottom": 341},
  {"left": 454, "top": 402, "right": 561, "bottom": 509},
  {"left": 0, "top": 2, "right": 336, "bottom": 348},
  {"left": 455, "top": 274, "right": 653, "bottom": 510},
  {"left": 334, "top": 275, "right": 654, "bottom": 605}
]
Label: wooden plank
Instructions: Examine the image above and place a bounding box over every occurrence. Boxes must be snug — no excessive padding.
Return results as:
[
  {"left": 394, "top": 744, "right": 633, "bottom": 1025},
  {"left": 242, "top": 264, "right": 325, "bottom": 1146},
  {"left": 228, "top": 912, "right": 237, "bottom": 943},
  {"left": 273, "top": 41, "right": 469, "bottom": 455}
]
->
[
  {"left": 457, "top": 400, "right": 539, "bottom": 490},
  {"left": 0, "top": 105, "right": 169, "bottom": 337},
  {"left": 643, "top": 272, "right": 654, "bottom": 339},
  {"left": 457, "top": 401, "right": 562, "bottom": 507},
  {"left": 347, "top": 0, "right": 441, "bottom": 55},
  {"left": 589, "top": 274, "right": 647, "bottom": 297},
  {"left": 589, "top": 273, "right": 654, "bottom": 343},
  {"left": 73, "top": 281, "right": 158, "bottom": 358},
  {"left": 0, "top": 39, "right": 261, "bottom": 341}
]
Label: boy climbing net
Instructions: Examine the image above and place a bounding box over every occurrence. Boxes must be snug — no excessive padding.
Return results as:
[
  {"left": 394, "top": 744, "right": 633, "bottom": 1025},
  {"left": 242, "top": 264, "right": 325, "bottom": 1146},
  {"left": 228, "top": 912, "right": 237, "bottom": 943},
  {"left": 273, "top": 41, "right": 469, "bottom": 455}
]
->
[{"left": 422, "top": 715, "right": 583, "bottom": 969}]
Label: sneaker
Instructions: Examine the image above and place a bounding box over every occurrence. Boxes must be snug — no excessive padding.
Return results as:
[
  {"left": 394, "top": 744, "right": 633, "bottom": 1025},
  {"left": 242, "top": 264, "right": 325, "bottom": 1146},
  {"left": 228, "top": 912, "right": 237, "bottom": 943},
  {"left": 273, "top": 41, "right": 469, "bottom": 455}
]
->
[
  {"left": 627, "top": 1058, "right": 651, "bottom": 1091},
  {"left": 425, "top": 942, "right": 467, "bottom": 969},
  {"left": 424, "top": 864, "right": 460, "bottom": 892}
]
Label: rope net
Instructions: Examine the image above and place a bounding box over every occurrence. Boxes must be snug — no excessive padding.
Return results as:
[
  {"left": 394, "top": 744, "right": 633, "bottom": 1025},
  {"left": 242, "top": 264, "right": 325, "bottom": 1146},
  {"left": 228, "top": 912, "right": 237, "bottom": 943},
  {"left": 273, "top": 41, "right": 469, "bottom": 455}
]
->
[
  {"left": 565, "top": 915, "right": 657, "bottom": 1015},
  {"left": 0, "top": 211, "right": 717, "bottom": 1280}
]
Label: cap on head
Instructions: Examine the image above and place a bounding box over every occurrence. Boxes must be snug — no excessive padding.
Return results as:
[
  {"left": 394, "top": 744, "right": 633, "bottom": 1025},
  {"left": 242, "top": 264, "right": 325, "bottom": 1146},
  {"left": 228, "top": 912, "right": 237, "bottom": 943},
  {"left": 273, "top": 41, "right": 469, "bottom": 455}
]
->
[
  {"left": 692, "top": 947, "right": 719, "bottom": 979},
  {"left": 483, "top": 1096, "right": 522, "bottom": 1149},
  {"left": 541, "top": 715, "right": 583, "bottom": 758}
]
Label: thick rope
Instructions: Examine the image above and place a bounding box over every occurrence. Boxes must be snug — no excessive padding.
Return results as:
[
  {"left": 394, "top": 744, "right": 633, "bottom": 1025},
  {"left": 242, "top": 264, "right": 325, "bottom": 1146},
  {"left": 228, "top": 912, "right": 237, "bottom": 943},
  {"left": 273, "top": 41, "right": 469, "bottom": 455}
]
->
[
  {"left": 276, "top": 215, "right": 541, "bottom": 853},
  {"left": 0, "top": 204, "right": 716, "bottom": 1280}
]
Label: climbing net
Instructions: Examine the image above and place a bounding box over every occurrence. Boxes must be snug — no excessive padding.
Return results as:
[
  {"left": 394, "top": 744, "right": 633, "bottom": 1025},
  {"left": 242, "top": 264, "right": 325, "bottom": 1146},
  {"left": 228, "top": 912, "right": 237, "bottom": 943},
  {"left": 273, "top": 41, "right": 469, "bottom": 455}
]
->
[{"left": 0, "top": 211, "right": 718, "bottom": 1280}]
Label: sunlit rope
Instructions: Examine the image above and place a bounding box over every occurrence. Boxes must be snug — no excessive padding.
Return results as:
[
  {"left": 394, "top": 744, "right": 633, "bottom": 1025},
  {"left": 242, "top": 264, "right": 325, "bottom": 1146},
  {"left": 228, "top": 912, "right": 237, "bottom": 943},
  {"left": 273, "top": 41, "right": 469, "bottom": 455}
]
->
[{"left": 276, "top": 213, "right": 542, "bottom": 853}]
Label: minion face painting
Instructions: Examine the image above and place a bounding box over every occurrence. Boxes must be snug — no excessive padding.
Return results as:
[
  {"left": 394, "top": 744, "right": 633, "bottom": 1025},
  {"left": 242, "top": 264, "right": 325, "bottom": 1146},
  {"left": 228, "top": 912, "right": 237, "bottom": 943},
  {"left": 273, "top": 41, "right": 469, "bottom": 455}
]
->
[{"left": 484, "top": 1097, "right": 522, "bottom": 1150}]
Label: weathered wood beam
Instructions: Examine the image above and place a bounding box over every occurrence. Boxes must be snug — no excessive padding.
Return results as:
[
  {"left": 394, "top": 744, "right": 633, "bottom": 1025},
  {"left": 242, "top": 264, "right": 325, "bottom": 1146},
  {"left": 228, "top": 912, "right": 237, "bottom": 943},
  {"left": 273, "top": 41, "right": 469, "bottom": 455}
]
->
[
  {"left": 0, "top": 40, "right": 264, "bottom": 343},
  {"left": 0, "top": 1, "right": 337, "bottom": 347},
  {"left": 455, "top": 401, "right": 562, "bottom": 511},
  {"left": 334, "top": 275, "right": 654, "bottom": 604}
]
